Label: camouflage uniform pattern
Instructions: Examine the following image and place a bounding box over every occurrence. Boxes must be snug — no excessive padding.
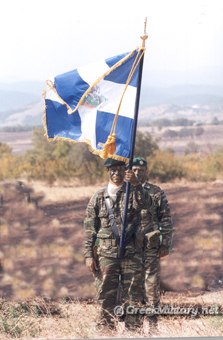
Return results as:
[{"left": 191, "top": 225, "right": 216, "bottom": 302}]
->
[
  {"left": 141, "top": 182, "right": 173, "bottom": 308},
  {"left": 84, "top": 183, "right": 145, "bottom": 328}
]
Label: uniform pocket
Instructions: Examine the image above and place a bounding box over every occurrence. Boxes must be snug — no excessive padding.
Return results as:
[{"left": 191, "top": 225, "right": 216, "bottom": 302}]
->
[
  {"left": 97, "top": 237, "right": 118, "bottom": 258},
  {"left": 145, "top": 230, "right": 160, "bottom": 248},
  {"left": 98, "top": 208, "right": 110, "bottom": 228}
]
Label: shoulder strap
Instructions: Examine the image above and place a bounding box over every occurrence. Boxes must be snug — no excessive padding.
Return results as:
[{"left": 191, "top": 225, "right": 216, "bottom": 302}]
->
[{"left": 104, "top": 197, "right": 120, "bottom": 244}]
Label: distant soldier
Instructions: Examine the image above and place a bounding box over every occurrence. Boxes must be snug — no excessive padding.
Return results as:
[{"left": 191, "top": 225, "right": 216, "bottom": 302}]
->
[
  {"left": 84, "top": 158, "right": 149, "bottom": 330},
  {"left": 132, "top": 157, "right": 173, "bottom": 327}
]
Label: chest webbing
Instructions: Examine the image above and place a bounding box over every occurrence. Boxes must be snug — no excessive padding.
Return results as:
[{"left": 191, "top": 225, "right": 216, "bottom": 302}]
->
[{"left": 104, "top": 197, "right": 120, "bottom": 244}]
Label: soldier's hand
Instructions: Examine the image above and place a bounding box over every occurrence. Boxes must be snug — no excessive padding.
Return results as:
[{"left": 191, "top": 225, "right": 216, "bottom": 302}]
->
[
  {"left": 159, "top": 245, "right": 170, "bottom": 258},
  {"left": 125, "top": 169, "right": 140, "bottom": 186},
  {"left": 85, "top": 257, "right": 98, "bottom": 273}
]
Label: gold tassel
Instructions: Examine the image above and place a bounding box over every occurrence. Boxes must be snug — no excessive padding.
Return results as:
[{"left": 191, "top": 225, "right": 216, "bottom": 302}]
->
[{"left": 99, "top": 133, "right": 116, "bottom": 159}]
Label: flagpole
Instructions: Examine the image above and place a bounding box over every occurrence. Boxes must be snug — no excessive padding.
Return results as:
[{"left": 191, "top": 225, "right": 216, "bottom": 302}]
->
[{"left": 119, "top": 18, "right": 148, "bottom": 258}]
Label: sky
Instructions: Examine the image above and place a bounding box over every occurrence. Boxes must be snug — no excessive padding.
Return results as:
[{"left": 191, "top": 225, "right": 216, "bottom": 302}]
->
[{"left": 1, "top": 0, "right": 223, "bottom": 86}]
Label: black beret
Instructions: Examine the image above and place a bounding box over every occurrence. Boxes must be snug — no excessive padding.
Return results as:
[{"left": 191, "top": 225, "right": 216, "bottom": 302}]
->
[
  {"left": 104, "top": 158, "right": 126, "bottom": 168},
  {"left": 132, "top": 157, "right": 147, "bottom": 167}
]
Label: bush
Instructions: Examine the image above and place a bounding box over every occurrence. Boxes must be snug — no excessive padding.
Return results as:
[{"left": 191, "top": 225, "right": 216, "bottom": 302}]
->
[
  {"left": 148, "top": 151, "right": 185, "bottom": 182},
  {"left": 178, "top": 127, "right": 194, "bottom": 138},
  {"left": 0, "top": 143, "right": 12, "bottom": 157},
  {"left": 184, "top": 142, "right": 199, "bottom": 155},
  {"left": 162, "top": 129, "right": 178, "bottom": 138},
  {"left": 134, "top": 131, "right": 159, "bottom": 159},
  {"left": 182, "top": 150, "right": 223, "bottom": 181},
  {"left": 22, "top": 128, "right": 105, "bottom": 184},
  {"left": 194, "top": 127, "right": 204, "bottom": 137}
]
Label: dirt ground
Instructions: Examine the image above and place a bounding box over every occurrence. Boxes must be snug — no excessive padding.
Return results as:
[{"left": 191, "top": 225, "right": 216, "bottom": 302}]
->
[{"left": 0, "top": 179, "right": 222, "bottom": 301}]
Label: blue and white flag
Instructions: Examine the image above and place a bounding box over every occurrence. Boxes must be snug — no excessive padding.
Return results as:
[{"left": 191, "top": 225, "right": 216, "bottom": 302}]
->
[{"left": 44, "top": 48, "right": 143, "bottom": 161}]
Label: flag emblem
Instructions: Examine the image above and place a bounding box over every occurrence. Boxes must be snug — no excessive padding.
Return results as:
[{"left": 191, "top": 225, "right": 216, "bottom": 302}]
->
[{"left": 82, "top": 85, "right": 107, "bottom": 109}]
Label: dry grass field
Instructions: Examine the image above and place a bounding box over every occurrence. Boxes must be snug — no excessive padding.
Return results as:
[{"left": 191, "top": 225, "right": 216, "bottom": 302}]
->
[
  {"left": 139, "top": 124, "right": 223, "bottom": 155},
  {"left": 0, "top": 179, "right": 222, "bottom": 338},
  {"left": 1, "top": 124, "right": 223, "bottom": 156},
  {"left": 0, "top": 131, "right": 33, "bottom": 154}
]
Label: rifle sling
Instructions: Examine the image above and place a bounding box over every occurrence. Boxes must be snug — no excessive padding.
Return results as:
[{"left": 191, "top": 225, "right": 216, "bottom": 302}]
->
[{"left": 104, "top": 197, "right": 120, "bottom": 244}]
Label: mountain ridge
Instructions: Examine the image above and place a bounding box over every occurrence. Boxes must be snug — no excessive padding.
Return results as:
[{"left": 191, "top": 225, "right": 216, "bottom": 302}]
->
[{"left": 0, "top": 81, "right": 223, "bottom": 127}]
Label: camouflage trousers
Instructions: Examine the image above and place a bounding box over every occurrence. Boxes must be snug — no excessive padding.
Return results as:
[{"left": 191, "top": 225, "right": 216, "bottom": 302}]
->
[
  {"left": 94, "top": 254, "right": 144, "bottom": 328},
  {"left": 144, "top": 230, "right": 161, "bottom": 309}
]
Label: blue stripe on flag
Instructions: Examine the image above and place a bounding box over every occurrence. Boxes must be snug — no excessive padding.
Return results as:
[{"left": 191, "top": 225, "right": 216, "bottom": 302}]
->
[
  {"left": 105, "top": 50, "right": 139, "bottom": 87},
  {"left": 95, "top": 111, "right": 133, "bottom": 158},
  {"left": 105, "top": 52, "right": 130, "bottom": 68},
  {"left": 45, "top": 99, "right": 82, "bottom": 139},
  {"left": 55, "top": 69, "right": 89, "bottom": 111}
]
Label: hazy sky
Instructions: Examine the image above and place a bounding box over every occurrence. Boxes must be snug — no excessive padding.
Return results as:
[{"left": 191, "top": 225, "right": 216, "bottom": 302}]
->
[{"left": 1, "top": 0, "right": 223, "bottom": 86}]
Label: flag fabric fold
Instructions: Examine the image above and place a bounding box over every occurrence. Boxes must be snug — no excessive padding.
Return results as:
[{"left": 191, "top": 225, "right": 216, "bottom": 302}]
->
[{"left": 44, "top": 48, "right": 143, "bottom": 161}]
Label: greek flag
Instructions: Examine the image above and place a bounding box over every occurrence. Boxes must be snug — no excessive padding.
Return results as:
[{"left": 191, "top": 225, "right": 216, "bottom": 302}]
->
[{"left": 44, "top": 48, "right": 142, "bottom": 161}]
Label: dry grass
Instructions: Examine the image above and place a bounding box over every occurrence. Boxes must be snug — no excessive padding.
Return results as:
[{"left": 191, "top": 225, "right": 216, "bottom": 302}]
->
[
  {"left": 0, "top": 297, "right": 222, "bottom": 339},
  {"left": 0, "top": 179, "right": 222, "bottom": 338},
  {"left": 27, "top": 179, "right": 102, "bottom": 201}
]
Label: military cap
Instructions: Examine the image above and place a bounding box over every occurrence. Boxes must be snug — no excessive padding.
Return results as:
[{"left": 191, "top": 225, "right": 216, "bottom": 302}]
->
[
  {"left": 132, "top": 157, "right": 147, "bottom": 167},
  {"left": 104, "top": 158, "right": 126, "bottom": 168}
]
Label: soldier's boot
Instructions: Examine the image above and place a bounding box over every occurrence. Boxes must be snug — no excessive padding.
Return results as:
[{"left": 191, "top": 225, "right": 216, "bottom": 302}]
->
[
  {"left": 96, "top": 308, "right": 116, "bottom": 331},
  {"left": 125, "top": 314, "right": 144, "bottom": 332},
  {"left": 96, "top": 320, "right": 115, "bottom": 331},
  {"left": 148, "top": 314, "right": 159, "bottom": 335}
]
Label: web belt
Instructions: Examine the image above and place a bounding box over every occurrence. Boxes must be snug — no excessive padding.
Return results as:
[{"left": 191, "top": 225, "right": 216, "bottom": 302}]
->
[{"left": 104, "top": 197, "right": 120, "bottom": 244}]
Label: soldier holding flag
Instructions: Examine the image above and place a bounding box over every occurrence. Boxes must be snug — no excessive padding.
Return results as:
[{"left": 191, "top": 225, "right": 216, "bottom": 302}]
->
[
  {"left": 84, "top": 158, "right": 148, "bottom": 330},
  {"left": 44, "top": 18, "right": 149, "bottom": 331}
]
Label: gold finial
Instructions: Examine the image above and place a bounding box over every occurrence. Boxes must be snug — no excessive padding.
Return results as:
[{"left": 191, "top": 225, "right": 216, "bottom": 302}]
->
[{"left": 140, "top": 17, "right": 148, "bottom": 48}]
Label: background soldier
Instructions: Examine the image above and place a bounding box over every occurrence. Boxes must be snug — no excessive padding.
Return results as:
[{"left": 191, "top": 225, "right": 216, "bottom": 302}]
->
[
  {"left": 132, "top": 157, "right": 173, "bottom": 328},
  {"left": 84, "top": 158, "right": 147, "bottom": 330}
]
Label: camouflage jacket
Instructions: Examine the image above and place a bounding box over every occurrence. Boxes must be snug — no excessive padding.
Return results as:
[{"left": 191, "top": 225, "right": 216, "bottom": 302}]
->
[
  {"left": 84, "top": 182, "right": 146, "bottom": 259},
  {"left": 142, "top": 182, "right": 173, "bottom": 250}
]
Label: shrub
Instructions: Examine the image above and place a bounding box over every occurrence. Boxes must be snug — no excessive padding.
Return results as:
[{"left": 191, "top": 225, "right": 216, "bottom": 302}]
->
[
  {"left": 148, "top": 151, "right": 185, "bottom": 182},
  {"left": 0, "top": 142, "right": 12, "bottom": 157},
  {"left": 182, "top": 151, "right": 223, "bottom": 181},
  {"left": 162, "top": 129, "right": 178, "bottom": 138},
  {"left": 134, "top": 131, "right": 159, "bottom": 159}
]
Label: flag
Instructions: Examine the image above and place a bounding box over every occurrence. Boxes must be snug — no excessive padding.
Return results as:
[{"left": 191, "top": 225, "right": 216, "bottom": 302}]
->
[{"left": 44, "top": 48, "right": 144, "bottom": 162}]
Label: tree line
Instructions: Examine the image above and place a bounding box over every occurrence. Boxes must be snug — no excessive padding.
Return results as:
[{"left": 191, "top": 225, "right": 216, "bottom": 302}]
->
[{"left": 0, "top": 128, "right": 222, "bottom": 183}]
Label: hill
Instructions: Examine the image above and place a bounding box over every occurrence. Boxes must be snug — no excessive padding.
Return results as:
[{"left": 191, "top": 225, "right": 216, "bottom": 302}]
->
[
  {"left": 2, "top": 102, "right": 43, "bottom": 127},
  {"left": 140, "top": 84, "right": 223, "bottom": 107},
  {"left": 0, "top": 82, "right": 223, "bottom": 127},
  {"left": 0, "top": 81, "right": 44, "bottom": 127}
]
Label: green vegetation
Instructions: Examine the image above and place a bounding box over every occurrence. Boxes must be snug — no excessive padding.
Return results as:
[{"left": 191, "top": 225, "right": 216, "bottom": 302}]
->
[
  {"left": 0, "top": 129, "right": 223, "bottom": 183},
  {"left": 148, "top": 150, "right": 185, "bottom": 182}
]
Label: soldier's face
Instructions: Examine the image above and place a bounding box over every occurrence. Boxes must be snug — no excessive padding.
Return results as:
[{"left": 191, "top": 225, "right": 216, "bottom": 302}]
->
[
  {"left": 108, "top": 165, "right": 125, "bottom": 185},
  {"left": 132, "top": 166, "right": 148, "bottom": 183}
]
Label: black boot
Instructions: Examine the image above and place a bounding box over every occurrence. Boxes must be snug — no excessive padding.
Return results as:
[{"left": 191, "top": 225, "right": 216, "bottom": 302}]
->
[{"left": 148, "top": 314, "right": 158, "bottom": 335}]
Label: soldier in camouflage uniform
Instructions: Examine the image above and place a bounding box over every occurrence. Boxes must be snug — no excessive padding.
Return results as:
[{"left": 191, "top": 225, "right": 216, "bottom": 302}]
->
[
  {"left": 132, "top": 157, "right": 173, "bottom": 325},
  {"left": 84, "top": 158, "right": 148, "bottom": 330}
]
